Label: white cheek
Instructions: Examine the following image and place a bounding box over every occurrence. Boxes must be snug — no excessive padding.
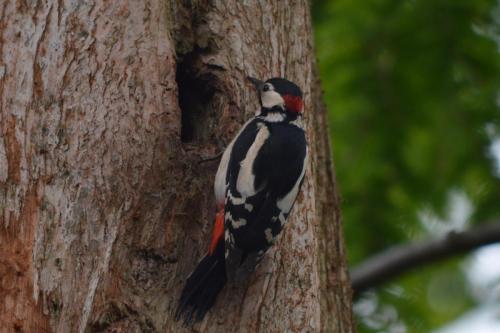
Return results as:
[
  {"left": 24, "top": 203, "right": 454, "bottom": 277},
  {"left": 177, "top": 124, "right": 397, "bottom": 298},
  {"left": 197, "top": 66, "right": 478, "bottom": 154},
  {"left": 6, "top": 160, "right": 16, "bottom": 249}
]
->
[{"left": 261, "top": 91, "right": 284, "bottom": 108}]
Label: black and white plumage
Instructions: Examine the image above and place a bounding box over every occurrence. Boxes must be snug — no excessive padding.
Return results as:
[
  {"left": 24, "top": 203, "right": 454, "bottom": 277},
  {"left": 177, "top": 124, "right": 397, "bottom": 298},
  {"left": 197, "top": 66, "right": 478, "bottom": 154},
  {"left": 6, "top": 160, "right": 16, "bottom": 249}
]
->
[{"left": 176, "top": 77, "right": 308, "bottom": 324}]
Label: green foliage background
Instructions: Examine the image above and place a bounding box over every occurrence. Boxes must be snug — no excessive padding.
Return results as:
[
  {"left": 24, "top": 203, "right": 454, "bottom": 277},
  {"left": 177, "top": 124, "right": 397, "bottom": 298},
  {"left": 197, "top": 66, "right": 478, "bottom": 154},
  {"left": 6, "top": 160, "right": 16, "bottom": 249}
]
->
[{"left": 312, "top": 0, "right": 500, "bottom": 332}]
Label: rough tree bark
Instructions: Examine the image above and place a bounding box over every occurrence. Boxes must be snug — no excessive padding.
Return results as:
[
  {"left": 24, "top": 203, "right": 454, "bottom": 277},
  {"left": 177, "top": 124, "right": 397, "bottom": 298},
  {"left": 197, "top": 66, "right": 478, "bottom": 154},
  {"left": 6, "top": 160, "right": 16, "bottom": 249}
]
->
[{"left": 0, "top": 1, "right": 354, "bottom": 332}]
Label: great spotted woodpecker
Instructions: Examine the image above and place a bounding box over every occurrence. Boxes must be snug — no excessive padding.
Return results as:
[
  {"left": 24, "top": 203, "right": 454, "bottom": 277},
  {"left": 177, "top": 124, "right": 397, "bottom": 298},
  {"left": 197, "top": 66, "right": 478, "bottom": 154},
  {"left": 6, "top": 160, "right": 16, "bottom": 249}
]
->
[{"left": 176, "top": 77, "right": 308, "bottom": 324}]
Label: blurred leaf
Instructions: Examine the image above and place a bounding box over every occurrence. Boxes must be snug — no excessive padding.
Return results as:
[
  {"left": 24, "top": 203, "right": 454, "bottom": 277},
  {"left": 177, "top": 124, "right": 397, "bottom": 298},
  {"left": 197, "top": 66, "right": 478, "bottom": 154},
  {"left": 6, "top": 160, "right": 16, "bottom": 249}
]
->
[{"left": 313, "top": 0, "right": 500, "bottom": 331}]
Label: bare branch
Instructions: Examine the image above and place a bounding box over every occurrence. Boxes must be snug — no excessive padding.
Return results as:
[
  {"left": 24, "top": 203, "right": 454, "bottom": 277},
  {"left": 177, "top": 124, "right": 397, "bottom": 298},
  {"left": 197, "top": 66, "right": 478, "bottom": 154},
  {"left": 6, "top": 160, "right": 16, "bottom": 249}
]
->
[{"left": 351, "top": 222, "right": 500, "bottom": 296}]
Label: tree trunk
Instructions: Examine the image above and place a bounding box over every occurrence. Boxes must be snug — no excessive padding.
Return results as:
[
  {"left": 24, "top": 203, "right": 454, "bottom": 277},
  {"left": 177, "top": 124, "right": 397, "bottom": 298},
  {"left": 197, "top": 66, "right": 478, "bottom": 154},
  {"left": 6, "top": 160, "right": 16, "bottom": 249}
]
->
[{"left": 0, "top": 1, "right": 354, "bottom": 332}]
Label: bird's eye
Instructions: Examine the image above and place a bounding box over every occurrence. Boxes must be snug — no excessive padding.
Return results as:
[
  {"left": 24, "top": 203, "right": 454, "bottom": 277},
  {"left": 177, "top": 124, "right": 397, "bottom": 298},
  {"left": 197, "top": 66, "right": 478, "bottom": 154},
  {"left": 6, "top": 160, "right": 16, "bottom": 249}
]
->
[{"left": 263, "top": 84, "right": 271, "bottom": 92}]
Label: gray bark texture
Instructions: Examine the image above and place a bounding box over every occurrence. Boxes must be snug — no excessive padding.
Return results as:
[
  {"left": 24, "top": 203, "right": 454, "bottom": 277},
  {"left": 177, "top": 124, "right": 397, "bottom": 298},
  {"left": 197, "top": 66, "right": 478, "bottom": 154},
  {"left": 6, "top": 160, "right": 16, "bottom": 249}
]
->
[{"left": 0, "top": 0, "right": 354, "bottom": 332}]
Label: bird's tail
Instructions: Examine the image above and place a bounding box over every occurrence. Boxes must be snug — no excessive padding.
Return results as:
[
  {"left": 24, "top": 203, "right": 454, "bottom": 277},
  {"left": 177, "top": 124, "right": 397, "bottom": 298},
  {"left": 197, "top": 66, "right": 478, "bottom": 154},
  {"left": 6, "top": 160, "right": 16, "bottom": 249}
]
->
[{"left": 175, "top": 240, "right": 227, "bottom": 325}]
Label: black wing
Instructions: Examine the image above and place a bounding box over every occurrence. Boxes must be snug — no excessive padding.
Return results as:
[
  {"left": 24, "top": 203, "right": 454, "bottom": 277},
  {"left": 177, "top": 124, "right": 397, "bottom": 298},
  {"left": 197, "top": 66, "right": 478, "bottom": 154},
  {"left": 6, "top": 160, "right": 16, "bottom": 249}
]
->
[{"left": 224, "top": 121, "right": 307, "bottom": 276}]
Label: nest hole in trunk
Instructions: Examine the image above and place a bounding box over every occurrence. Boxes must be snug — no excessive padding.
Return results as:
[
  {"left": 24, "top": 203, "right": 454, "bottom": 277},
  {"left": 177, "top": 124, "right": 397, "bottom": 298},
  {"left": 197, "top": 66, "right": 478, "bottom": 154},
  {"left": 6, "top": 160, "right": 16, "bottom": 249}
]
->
[{"left": 176, "top": 54, "right": 219, "bottom": 143}]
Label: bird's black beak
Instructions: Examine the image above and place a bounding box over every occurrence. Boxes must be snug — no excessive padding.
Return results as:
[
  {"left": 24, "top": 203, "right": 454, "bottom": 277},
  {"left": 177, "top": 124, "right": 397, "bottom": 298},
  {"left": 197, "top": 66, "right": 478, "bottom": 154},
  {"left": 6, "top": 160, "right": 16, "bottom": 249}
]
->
[{"left": 247, "top": 76, "right": 265, "bottom": 91}]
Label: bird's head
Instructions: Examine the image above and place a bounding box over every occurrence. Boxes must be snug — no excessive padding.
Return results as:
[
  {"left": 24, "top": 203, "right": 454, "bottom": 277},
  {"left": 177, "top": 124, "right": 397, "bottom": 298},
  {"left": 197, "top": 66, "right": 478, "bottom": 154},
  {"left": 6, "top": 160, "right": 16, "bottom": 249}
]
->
[{"left": 247, "top": 77, "right": 304, "bottom": 115}]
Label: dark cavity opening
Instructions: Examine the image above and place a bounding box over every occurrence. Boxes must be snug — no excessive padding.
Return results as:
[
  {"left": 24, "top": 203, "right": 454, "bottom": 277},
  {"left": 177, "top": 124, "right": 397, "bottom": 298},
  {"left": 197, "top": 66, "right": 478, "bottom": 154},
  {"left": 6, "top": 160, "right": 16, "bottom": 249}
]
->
[{"left": 176, "top": 56, "right": 216, "bottom": 143}]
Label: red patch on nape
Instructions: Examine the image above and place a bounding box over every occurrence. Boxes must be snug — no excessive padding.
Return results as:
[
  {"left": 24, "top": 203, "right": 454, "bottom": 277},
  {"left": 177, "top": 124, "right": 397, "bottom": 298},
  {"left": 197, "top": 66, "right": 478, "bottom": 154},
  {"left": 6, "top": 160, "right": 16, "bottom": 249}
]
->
[
  {"left": 208, "top": 206, "right": 225, "bottom": 255},
  {"left": 283, "top": 95, "right": 304, "bottom": 114}
]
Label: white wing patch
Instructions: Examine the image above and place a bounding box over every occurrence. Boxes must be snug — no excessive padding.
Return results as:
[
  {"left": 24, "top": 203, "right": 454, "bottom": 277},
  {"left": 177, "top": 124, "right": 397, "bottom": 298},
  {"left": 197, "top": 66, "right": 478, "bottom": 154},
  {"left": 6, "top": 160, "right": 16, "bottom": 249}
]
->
[
  {"left": 214, "top": 119, "right": 255, "bottom": 205},
  {"left": 232, "top": 218, "right": 247, "bottom": 229},
  {"left": 236, "top": 125, "right": 270, "bottom": 197},
  {"left": 276, "top": 148, "right": 308, "bottom": 212},
  {"left": 225, "top": 211, "right": 247, "bottom": 229},
  {"left": 264, "top": 228, "right": 275, "bottom": 244}
]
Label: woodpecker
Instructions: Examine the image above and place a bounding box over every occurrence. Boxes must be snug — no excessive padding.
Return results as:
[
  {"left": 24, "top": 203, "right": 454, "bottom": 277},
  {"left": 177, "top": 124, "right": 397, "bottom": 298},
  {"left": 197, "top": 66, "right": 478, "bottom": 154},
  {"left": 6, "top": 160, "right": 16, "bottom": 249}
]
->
[{"left": 176, "top": 77, "right": 308, "bottom": 324}]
